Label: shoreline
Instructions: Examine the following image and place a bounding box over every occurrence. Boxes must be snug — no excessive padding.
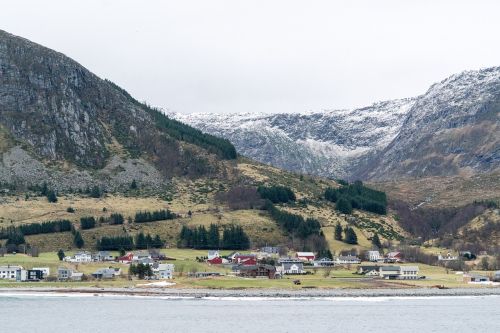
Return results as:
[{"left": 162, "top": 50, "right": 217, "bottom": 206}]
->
[{"left": 1, "top": 286, "right": 500, "bottom": 298}]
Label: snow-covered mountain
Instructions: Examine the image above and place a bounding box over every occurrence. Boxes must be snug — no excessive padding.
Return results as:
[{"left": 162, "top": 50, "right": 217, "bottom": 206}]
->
[
  {"left": 173, "top": 99, "right": 416, "bottom": 179},
  {"left": 173, "top": 66, "right": 500, "bottom": 180}
]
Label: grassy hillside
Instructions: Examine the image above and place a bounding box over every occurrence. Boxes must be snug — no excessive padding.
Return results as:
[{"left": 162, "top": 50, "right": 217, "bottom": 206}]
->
[{"left": 0, "top": 159, "right": 404, "bottom": 253}]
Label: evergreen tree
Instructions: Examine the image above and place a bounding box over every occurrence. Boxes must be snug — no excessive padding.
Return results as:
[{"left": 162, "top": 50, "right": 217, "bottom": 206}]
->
[
  {"left": 47, "top": 190, "right": 58, "bottom": 203},
  {"left": 344, "top": 227, "right": 358, "bottom": 245},
  {"left": 80, "top": 217, "right": 96, "bottom": 230},
  {"left": 371, "top": 233, "right": 382, "bottom": 249},
  {"left": 336, "top": 197, "right": 352, "bottom": 214},
  {"left": 207, "top": 224, "right": 220, "bottom": 249},
  {"left": 73, "top": 231, "right": 84, "bottom": 248},
  {"left": 40, "top": 182, "right": 48, "bottom": 196},
  {"left": 57, "top": 249, "right": 65, "bottom": 261},
  {"left": 136, "top": 232, "right": 147, "bottom": 249},
  {"left": 130, "top": 179, "right": 138, "bottom": 190},
  {"left": 334, "top": 223, "right": 343, "bottom": 241},
  {"left": 89, "top": 185, "right": 102, "bottom": 198}
]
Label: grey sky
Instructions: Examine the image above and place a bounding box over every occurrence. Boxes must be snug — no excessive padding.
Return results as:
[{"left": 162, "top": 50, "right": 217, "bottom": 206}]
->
[{"left": 2, "top": 0, "right": 500, "bottom": 114}]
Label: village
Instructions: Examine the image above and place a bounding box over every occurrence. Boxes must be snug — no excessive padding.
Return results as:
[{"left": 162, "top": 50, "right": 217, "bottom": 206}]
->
[{"left": 1, "top": 246, "right": 499, "bottom": 288}]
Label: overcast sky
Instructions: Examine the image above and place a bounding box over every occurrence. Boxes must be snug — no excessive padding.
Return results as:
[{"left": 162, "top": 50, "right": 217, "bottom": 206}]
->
[{"left": 1, "top": 0, "right": 500, "bottom": 114}]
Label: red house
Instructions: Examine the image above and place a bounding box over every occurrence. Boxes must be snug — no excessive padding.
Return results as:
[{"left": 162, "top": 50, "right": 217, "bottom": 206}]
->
[
  {"left": 233, "top": 255, "right": 257, "bottom": 266},
  {"left": 207, "top": 257, "right": 223, "bottom": 265},
  {"left": 118, "top": 253, "right": 133, "bottom": 264},
  {"left": 296, "top": 252, "right": 316, "bottom": 261}
]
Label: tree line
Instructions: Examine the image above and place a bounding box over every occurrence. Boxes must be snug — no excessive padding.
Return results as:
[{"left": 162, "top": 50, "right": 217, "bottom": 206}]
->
[
  {"left": 178, "top": 224, "right": 250, "bottom": 250},
  {"left": 134, "top": 209, "right": 176, "bottom": 223},
  {"left": 325, "top": 180, "right": 387, "bottom": 215},
  {"left": 264, "top": 201, "right": 321, "bottom": 239},
  {"left": 0, "top": 220, "right": 72, "bottom": 239},
  {"left": 142, "top": 102, "right": 237, "bottom": 160},
  {"left": 96, "top": 232, "right": 165, "bottom": 251},
  {"left": 257, "top": 185, "right": 296, "bottom": 204}
]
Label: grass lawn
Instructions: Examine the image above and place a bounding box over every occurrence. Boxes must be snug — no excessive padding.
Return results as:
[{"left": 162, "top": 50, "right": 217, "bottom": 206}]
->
[{"left": 0, "top": 251, "right": 491, "bottom": 290}]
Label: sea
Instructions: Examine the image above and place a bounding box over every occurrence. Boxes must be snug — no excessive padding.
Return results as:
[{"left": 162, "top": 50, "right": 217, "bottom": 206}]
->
[{"left": 1, "top": 293, "right": 499, "bottom": 332}]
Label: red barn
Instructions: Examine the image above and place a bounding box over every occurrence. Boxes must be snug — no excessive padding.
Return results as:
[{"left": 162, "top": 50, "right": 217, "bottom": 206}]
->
[
  {"left": 234, "top": 255, "right": 257, "bottom": 266},
  {"left": 207, "top": 257, "right": 223, "bottom": 265},
  {"left": 118, "top": 253, "right": 133, "bottom": 264},
  {"left": 296, "top": 252, "right": 316, "bottom": 261}
]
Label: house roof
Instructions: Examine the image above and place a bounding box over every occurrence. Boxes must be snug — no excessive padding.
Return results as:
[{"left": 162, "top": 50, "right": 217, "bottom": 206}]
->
[
  {"left": 359, "top": 265, "right": 380, "bottom": 271},
  {"left": 296, "top": 252, "right": 315, "bottom": 257},
  {"left": 380, "top": 266, "right": 400, "bottom": 271},
  {"left": 156, "top": 264, "right": 174, "bottom": 271},
  {"left": 282, "top": 262, "right": 304, "bottom": 270},
  {"left": 338, "top": 255, "right": 360, "bottom": 260},
  {"left": 400, "top": 266, "right": 419, "bottom": 271},
  {"left": 237, "top": 264, "right": 276, "bottom": 272}
]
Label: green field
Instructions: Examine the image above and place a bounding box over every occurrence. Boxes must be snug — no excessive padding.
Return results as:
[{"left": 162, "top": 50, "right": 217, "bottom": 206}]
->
[{"left": 0, "top": 249, "right": 493, "bottom": 290}]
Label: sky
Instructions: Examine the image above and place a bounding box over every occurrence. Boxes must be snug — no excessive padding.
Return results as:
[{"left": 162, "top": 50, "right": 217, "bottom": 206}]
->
[{"left": 1, "top": 0, "right": 500, "bottom": 114}]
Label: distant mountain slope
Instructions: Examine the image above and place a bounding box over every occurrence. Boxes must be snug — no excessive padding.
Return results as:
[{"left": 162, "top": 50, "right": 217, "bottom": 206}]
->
[
  {"left": 174, "top": 98, "right": 415, "bottom": 179},
  {"left": 175, "top": 67, "right": 500, "bottom": 181},
  {"left": 0, "top": 30, "right": 236, "bottom": 190},
  {"left": 355, "top": 67, "right": 500, "bottom": 180}
]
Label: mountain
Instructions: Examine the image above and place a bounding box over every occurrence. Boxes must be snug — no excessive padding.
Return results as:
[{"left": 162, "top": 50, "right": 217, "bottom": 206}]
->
[
  {"left": 174, "top": 98, "right": 416, "bottom": 179},
  {"left": 356, "top": 67, "right": 500, "bottom": 180},
  {"left": 0, "top": 30, "right": 236, "bottom": 191},
  {"left": 175, "top": 67, "right": 500, "bottom": 181}
]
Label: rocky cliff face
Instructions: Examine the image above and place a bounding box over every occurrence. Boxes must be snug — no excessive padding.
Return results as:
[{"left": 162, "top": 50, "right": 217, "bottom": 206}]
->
[
  {"left": 176, "top": 68, "right": 500, "bottom": 180},
  {"left": 0, "top": 30, "right": 236, "bottom": 190}
]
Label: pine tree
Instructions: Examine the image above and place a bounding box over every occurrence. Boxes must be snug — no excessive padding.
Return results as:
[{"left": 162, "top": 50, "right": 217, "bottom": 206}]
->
[
  {"left": 334, "top": 223, "right": 343, "bottom": 241},
  {"left": 336, "top": 197, "right": 352, "bottom": 214},
  {"left": 371, "top": 233, "right": 382, "bottom": 249},
  {"left": 344, "top": 227, "right": 358, "bottom": 245},
  {"left": 57, "top": 249, "right": 65, "bottom": 261},
  {"left": 73, "top": 231, "right": 84, "bottom": 248},
  {"left": 207, "top": 224, "right": 220, "bottom": 249},
  {"left": 130, "top": 179, "right": 138, "bottom": 190},
  {"left": 47, "top": 190, "right": 58, "bottom": 203},
  {"left": 136, "top": 232, "right": 147, "bottom": 249}
]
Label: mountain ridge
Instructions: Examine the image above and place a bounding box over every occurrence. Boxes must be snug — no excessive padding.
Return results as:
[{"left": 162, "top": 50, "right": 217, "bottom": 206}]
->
[{"left": 174, "top": 67, "right": 500, "bottom": 181}]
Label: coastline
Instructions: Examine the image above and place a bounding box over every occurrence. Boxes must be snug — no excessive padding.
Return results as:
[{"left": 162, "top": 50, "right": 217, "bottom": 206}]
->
[{"left": 1, "top": 286, "right": 499, "bottom": 298}]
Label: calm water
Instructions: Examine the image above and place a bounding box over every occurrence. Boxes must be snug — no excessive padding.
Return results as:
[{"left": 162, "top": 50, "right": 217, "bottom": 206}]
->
[{"left": 1, "top": 294, "right": 499, "bottom": 332}]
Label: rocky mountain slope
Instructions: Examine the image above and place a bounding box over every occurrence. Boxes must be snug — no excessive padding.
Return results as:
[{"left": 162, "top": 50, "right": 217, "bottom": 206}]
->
[
  {"left": 174, "top": 98, "right": 416, "bottom": 179},
  {"left": 0, "top": 30, "right": 236, "bottom": 191},
  {"left": 175, "top": 67, "right": 500, "bottom": 181}
]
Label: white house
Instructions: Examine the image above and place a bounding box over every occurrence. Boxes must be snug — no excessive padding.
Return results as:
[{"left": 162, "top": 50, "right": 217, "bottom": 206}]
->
[
  {"left": 437, "top": 253, "right": 457, "bottom": 261},
  {"left": 379, "top": 266, "right": 401, "bottom": 279},
  {"left": 313, "top": 257, "right": 335, "bottom": 267},
  {"left": 57, "top": 267, "right": 83, "bottom": 281},
  {"left": 32, "top": 267, "right": 50, "bottom": 278},
  {"left": 92, "top": 267, "right": 121, "bottom": 279},
  {"left": 133, "top": 250, "right": 152, "bottom": 261},
  {"left": 357, "top": 266, "right": 381, "bottom": 276},
  {"left": 379, "top": 265, "right": 419, "bottom": 279},
  {"left": 335, "top": 255, "right": 361, "bottom": 265},
  {"left": 64, "top": 251, "right": 93, "bottom": 263},
  {"left": 399, "top": 266, "right": 419, "bottom": 280},
  {"left": 366, "top": 251, "right": 381, "bottom": 262},
  {"left": 207, "top": 250, "right": 220, "bottom": 260},
  {"left": 280, "top": 262, "right": 306, "bottom": 275},
  {"left": 94, "top": 251, "right": 114, "bottom": 262},
  {"left": 154, "top": 264, "right": 175, "bottom": 279},
  {"left": 0, "top": 265, "right": 22, "bottom": 280}
]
